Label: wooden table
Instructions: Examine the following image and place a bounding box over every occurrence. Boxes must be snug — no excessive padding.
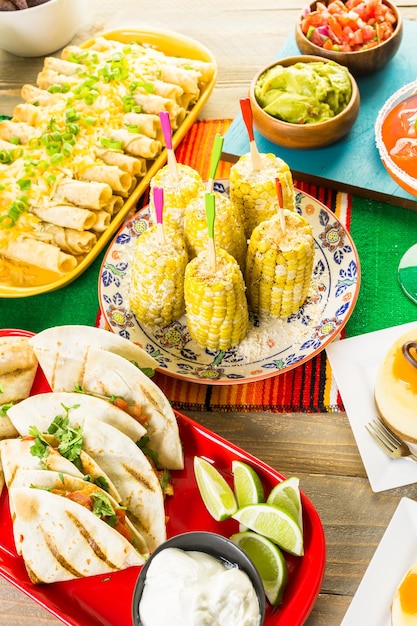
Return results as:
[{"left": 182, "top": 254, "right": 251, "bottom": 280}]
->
[{"left": 1, "top": 1, "right": 417, "bottom": 625}]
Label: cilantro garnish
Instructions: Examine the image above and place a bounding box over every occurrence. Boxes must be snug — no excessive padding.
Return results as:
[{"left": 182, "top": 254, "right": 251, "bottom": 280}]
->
[
  {"left": 136, "top": 435, "right": 158, "bottom": 466},
  {"left": 91, "top": 491, "right": 126, "bottom": 528},
  {"left": 29, "top": 404, "right": 83, "bottom": 470},
  {"left": 29, "top": 425, "right": 51, "bottom": 468},
  {"left": 83, "top": 474, "right": 110, "bottom": 492},
  {"left": 159, "top": 468, "right": 172, "bottom": 492},
  {"left": 0, "top": 402, "right": 13, "bottom": 418}
]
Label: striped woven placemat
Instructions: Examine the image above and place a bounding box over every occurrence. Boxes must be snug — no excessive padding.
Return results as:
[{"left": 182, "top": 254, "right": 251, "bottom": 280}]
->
[{"left": 98, "top": 118, "right": 348, "bottom": 413}]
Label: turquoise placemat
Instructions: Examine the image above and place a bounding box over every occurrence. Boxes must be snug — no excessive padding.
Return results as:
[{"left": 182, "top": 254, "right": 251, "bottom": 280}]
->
[{"left": 222, "top": 20, "right": 417, "bottom": 211}]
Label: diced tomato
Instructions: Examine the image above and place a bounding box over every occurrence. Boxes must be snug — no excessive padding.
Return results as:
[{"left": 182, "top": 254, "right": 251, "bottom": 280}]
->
[
  {"left": 300, "top": 0, "right": 396, "bottom": 52},
  {"left": 111, "top": 509, "right": 133, "bottom": 543},
  {"left": 65, "top": 490, "right": 94, "bottom": 510},
  {"left": 322, "top": 37, "right": 334, "bottom": 49},
  {"left": 112, "top": 396, "right": 148, "bottom": 425},
  {"left": 329, "top": 14, "right": 344, "bottom": 39},
  {"left": 301, "top": 12, "right": 326, "bottom": 35},
  {"left": 361, "top": 23, "right": 376, "bottom": 41},
  {"left": 350, "top": 28, "right": 364, "bottom": 45}
]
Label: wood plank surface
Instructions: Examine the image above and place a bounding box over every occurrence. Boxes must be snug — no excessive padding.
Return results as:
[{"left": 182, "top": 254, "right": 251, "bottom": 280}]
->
[{"left": 1, "top": 1, "right": 417, "bottom": 625}]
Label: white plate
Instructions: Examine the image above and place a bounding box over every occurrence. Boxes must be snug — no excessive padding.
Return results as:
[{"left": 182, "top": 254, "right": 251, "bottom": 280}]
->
[
  {"left": 341, "top": 497, "right": 417, "bottom": 626},
  {"left": 98, "top": 180, "right": 360, "bottom": 385},
  {"left": 326, "top": 322, "right": 417, "bottom": 492}
]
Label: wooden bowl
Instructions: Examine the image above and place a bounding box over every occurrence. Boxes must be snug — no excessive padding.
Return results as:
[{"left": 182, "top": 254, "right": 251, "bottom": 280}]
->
[
  {"left": 249, "top": 55, "right": 360, "bottom": 150},
  {"left": 295, "top": 0, "right": 403, "bottom": 77}
]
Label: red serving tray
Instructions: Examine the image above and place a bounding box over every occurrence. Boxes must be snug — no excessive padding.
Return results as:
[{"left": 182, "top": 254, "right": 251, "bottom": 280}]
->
[{"left": 0, "top": 329, "right": 326, "bottom": 626}]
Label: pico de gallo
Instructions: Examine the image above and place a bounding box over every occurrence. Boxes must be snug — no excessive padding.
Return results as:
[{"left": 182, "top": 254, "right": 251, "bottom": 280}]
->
[{"left": 300, "top": 0, "right": 397, "bottom": 52}]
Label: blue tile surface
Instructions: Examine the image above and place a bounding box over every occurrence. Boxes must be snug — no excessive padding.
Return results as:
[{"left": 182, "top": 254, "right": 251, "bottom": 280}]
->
[{"left": 222, "top": 20, "right": 417, "bottom": 209}]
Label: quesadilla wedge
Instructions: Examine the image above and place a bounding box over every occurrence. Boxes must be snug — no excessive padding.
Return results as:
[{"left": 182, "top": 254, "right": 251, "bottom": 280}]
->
[
  {"left": 9, "top": 486, "right": 146, "bottom": 584},
  {"left": 29, "top": 343, "right": 184, "bottom": 470},
  {"left": 28, "top": 324, "right": 158, "bottom": 375},
  {"left": 0, "top": 335, "right": 38, "bottom": 439},
  {"left": 7, "top": 391, "right": 147, "bottom": 442},
  {"left": 8, "top": 395, "right": 167, "bottom": 552},
  {"left": 0, "top": 436, "right": 122, "bottom": 504},
  {"left": 9, "top": 469, "right": 149, "bottom": 557}
]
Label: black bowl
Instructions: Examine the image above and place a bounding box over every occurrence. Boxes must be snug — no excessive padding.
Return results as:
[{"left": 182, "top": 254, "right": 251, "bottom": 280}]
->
[{"left": 132, "top": 531, "right": 266, "bottom": 626}]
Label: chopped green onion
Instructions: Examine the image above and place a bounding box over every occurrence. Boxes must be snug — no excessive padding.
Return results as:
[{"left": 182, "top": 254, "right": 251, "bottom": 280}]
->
[
  {"left": 100, "top": 136, "right": 123, "bottom": 150},
  {"left": 17, "top": 178, "right": 31, "bottom": 191},
  {"left": 51, "top": 152, "right": 64, "bottom": 165},
  {"left": 126, "top": 124, "right": 140, "bottom": 134},
  {"left": 65, "top": 107, "right": 80, "bottom": 123},
  {"left": 62, "top": 142, "right": 73, "bottom": 157},
  {"left": 50, "top": 153, "right": 64, "bottom": 166},
  {"left": 84, "top": 115, "right": 97, "bottom": 125},
  {"left": 44, "top": 173, "right": 56, "bottom": 186},
  {"left": 0, "top": 195, "right": 29, "bottom": 228},
  {"left": 0, "top": 150, "right": 12, "bottom": 164}
]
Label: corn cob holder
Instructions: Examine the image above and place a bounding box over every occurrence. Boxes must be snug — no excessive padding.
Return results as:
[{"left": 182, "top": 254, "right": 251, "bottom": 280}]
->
[
  {"left": 245, "top": 209, "right": 314, "bottom": 320},
  {"left": 240, "top": 97, "right": 263, "bottom": 172},
  {"left": 159, "top": 110, "right": 179, "bottom": 181},
  {"left": 184, "top": 132, "right": 246, "bottom": 269},
  {"left": 206, "top": 133, "right": 224, "bottom": 194},
  {"left": 129, "top": 186, "right": 189, "bottom": 327},
  {"left": 184, "top": 190, "right": 247, "bottom": 271},
  {"left": 276, "top": 177, "right": 286, "bottom": 234},
  {"left": 149, "top": 112, "right": 204, "bottom": 232},
  {"left": 184, "top": 193, "right": 249, "bottom": 351}
]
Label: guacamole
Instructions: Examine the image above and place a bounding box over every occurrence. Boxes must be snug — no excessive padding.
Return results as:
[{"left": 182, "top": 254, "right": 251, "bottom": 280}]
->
[{"left": 254, "top": 60, "right": 352, "bottom": 125}]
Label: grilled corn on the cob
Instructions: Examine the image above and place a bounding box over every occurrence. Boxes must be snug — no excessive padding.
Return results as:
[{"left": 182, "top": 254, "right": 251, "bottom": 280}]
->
[
  {"left": 129, "top": 224, "right": 188, "bottom": 326},
  {"left": 184, "top": 247, "right": 249, "bottom": 351},
  {"left": 245, "top": 209, "right": 314, "bottom": 319},
  {"left": 149, "top": 163, "right": 204, "bottom": 232},
  {"left": 229, "top": 152, "right": 296, "bottom": 239},
  {"left": 184, "top": 191, "right": 247, "bottom": 271}
]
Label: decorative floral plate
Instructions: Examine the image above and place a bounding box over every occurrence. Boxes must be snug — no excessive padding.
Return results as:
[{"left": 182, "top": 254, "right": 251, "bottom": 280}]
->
[{"left": 99, "top": 180, "right": 360, "bottom": 384}]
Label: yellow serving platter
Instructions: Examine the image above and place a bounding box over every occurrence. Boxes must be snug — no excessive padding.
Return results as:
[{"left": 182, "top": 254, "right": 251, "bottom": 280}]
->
[{"left": 0, "top": 27, "right": 217, "bottom": 298}]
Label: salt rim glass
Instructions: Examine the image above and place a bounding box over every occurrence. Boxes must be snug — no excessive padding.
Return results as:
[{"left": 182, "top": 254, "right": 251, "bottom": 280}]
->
[{"left": 375, "top": 79, "right": 417, "bottom": 197}]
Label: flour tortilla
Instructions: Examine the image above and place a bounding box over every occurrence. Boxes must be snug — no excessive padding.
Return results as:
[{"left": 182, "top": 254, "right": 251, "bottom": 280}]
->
[
  {"left": 7, "top": 391, "right": 147, "bottom": 442},
  {"left": 29, "top": 329, "right": 183, "bottom": 470},
  {"left": 374, "top": 327, "right": 417, "bottom": 442},
  {"left": 0, "top": 336, "right": 38, "bottom": 439},
  {"left": 0, "top": 336, "right": 38, "bottom": 402},
  {"left": 9, "top": 487, "right": 145, "bottom": 584},
  {"left": 0, "top": 436, "right": 122, "bottom": 505},
  {"left": 8, "top": 396, "right": 167, "bottom": 552},
  {"left": 28, "top": 324, "right": 158, "bottom": 372},
  {"left": 9, "top": 469, "right": 148, "bottom": 557}
]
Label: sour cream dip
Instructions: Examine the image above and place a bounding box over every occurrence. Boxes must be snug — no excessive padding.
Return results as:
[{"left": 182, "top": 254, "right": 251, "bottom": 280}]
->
[{"left": 139, "top": 547, "right": 262, "bottom": 626}]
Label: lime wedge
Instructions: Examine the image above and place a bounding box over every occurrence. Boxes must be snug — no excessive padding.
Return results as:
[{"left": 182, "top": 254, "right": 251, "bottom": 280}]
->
[
  {"left": 232, "top": 460, "right": 265, "bottom": 507},
  {"left": 232, "top": 503, "right": 304, "bottom": 556},
  {"left": 230, "top": 531, "right": 289, "bottom": 606},
  {"left": 194, "top": 456, "right": 237, "bottom": 521},
  {"left": 267, "top": 476, "right": 303, "bottom": 529}
]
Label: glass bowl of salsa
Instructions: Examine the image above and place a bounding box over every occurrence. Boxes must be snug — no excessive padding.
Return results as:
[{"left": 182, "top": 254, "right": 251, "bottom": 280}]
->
[{"left": 375, "top": 80, "right": 417, "bottom": 197}]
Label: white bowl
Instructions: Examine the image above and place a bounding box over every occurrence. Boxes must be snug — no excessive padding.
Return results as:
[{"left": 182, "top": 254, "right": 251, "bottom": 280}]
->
[{"left": 0, "top": 0, "right": 83, "bottom": 57}]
